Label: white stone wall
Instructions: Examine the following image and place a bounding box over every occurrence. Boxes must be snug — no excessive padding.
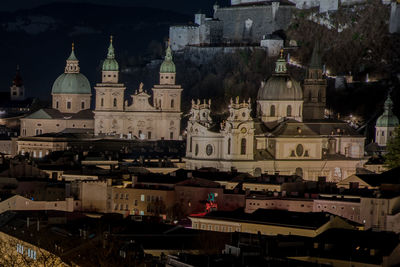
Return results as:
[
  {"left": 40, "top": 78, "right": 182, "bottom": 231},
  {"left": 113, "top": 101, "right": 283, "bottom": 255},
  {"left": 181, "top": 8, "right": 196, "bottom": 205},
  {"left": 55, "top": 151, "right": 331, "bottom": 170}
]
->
[
  {"left": 260, "top": 39, "right": 283, "bottom": 57},
  {"left": 20, "top": 118, "right": 94, "bottom": 137},
  {"left": 169, "top": 26, "right": 200, "bottom": 51},
  {"left": 95, "top": 111, "right": 181, "bottom": 140}
]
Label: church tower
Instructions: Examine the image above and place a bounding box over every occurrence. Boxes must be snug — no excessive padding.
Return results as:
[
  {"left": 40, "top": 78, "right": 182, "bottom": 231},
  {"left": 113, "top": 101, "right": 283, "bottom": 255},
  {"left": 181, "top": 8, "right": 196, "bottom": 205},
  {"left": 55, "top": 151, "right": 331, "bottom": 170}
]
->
[
  {"left": 94, "top": 36, "right": 126, "bottom": 112},
  {"left": 10, "top": 65, "right": 25, "bottom": 101},
  {"left": 152, "top": 42, "right": 182, "bottom": 112},
  {"left": 375, "top": 94, "right": 399, "bottom": 147},
  {"left": 303, "top": 42, "right": 327, "bottom": 120}
]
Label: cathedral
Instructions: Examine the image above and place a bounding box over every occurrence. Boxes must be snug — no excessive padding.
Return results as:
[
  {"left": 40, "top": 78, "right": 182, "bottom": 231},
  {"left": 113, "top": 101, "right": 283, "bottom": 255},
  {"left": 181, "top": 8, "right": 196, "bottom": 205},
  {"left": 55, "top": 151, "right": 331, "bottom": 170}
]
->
[
  {"left": 20, "top": 38, "right": 183, "bottom": 144},
  {"left": 93, "top": 38, "right": 183, "bottom": 140},
  {"left": 185, "top": 48, "right": 366, "bottom": 182}
]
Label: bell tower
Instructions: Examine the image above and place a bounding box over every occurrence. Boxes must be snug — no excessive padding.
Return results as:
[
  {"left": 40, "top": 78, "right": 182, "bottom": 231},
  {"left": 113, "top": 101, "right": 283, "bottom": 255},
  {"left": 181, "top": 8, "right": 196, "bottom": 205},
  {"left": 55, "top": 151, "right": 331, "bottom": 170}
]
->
[
  {"left": 303, "top": 42, "right": 327, "bottom": 120},
  {"left": 10, "top": 65, "right": 25, "bottom": 101},
  {"left": 152, "top": 41, "right": 182, "bottom": 112},
  {"left": 94, "top": 36, "right": 126, "bottom": 112}
]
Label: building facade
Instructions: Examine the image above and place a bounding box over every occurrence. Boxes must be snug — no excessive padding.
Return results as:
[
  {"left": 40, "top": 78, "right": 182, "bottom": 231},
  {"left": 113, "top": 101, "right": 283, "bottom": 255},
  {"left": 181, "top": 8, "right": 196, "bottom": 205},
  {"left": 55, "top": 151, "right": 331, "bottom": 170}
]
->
[
  {"left": 185, "top": 48, "right": 366, "bottom": 182},
  {"left": 94, "top": 39, "right": 183, "bottom": 140}
]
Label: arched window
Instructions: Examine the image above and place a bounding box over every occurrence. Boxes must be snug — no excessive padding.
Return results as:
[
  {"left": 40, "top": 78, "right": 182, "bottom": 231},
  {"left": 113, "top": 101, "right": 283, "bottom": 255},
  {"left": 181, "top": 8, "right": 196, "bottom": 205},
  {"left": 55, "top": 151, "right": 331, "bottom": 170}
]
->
[
  {"left": 158, "top": 99, "right": 162, "bottom": 108},
  {"left": 170, "top": 99, "right": 174, "bottom": 108},
  {"left": 113, "top": 98, "right": 117, "bottom": 107},
  {"left": 101, "top": 98, "right": 104, "bottom": 107},
  {"left": 81, "top": 101, "right": 85, "bottom": 109},
  {"left": 287, "top": 105, "right": 292, "bottom": 117},
  {"left": 241, "top": 138, "right": 246, "bottom": 155},
  {"left": 228, "top": 138, "right": 231, "bottom": 155},
  {"left": 56, "top": 101, "right": 59, "bottom": 109},
  {"left": 190, "top": 137, "right": 193, "bottom": 152},
  {"left": 270, "top": 105, "right": 275, "bottom": 117}
]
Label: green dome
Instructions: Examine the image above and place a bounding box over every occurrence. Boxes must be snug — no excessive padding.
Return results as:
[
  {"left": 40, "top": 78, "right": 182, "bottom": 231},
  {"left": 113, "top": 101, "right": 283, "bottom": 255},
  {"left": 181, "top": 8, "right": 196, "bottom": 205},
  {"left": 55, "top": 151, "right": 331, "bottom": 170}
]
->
[
  {"left": 52, "top": 73, "right": 91, "bottom": 94},
  {"left": 52, "top": 44, "right": 91, "bottom": 95},
  {"left": 257, "top": 50, "right": 303, "bottom": 101},
  {"left": 376, "top": 95, "right": 399, "bottom": 127},
  {"left": 102, "top": 37, "right": 119, "bottom": 71},
  {"left": 160, "top": 44, "right": 176, "bottom": 73}
]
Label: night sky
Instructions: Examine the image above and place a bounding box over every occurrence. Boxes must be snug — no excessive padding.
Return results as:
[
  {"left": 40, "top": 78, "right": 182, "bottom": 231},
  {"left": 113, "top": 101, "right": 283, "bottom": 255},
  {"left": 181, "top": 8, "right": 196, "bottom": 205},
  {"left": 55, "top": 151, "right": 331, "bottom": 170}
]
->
[{"left": 1, "top": 0, "right": 230, "bottom": 14}]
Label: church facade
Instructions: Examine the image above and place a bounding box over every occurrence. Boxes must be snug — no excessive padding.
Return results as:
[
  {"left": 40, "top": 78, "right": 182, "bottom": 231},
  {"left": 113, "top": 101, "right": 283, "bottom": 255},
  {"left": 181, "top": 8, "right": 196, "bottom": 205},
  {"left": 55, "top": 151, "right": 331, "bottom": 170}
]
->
[
  {"left": 93, "top": 39, "right": 183, "bottom": 140},
  {"left": 19, "top": 38, "right": 183, "bottom": 157},
  {"left": 185, "top": 48, "right": 366, "bottom": 182}
]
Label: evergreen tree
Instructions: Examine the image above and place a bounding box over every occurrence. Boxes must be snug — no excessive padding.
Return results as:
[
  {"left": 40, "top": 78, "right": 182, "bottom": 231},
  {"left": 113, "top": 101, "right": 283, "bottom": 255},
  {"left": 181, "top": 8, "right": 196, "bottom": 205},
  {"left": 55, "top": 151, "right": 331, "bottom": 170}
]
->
[{"left": 385, "top": 126, "right": 400, "bottom": 169}]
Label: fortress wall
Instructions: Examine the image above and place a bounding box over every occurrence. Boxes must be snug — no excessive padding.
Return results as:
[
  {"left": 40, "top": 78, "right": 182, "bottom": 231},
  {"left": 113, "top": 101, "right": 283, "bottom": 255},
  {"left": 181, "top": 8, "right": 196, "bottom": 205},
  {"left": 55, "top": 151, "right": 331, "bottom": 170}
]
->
[
  {"left": 214, "top": 5, "right": 293, "bottom": 43},
  {"left": 180, "top": 46, "right": 266, "bottom": 65}
]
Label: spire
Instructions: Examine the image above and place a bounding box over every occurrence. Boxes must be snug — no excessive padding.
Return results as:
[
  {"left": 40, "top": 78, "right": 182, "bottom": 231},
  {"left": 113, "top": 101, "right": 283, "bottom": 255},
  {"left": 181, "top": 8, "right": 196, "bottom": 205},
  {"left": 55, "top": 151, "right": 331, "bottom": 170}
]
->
[
  {"left": 13, "top": 65, "right": 23, "bottom": 86},
  {"left": 160, "top": 40, "right": 176, "bottom": 73},
  {"left": 310, "top": 41, "right": 322, "bottom": 69},
  {"left": 274, "top": 49, "right": 287, "bottom": 74},
  {"left": 102, "top": 35, "right": 119, "bottom": 72},
  {"left": 67, "top": 42, "right": 78, "bottom": 61},
  {"left": 165, "top": 40, "right": 173, "bottom": 62},
  {"left": 107, "top": 35, "right": 115, "bottom": 59},
  {"left": 65, "top": 43, "right": 80, "bottom": 73}
]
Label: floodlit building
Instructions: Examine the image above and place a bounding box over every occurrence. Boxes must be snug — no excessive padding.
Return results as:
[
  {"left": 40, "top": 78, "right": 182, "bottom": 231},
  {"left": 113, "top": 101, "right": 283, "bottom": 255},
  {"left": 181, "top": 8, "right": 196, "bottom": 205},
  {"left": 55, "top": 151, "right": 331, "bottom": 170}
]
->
[{"left": 185, "top": 48, "right": 366, "bottom": 182}]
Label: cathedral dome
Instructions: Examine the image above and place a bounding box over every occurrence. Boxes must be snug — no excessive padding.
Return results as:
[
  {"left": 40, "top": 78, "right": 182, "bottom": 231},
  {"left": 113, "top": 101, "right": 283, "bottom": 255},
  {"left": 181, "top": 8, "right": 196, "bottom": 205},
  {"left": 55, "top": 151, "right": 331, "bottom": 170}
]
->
[
  {"left": 52, "top": 44, "right": 91, "bottom": 95},
  {"left": 52, "top": 73, "right": 91, "bottom": 94},
  {"left": 376, "top": 95, "right": 399, "bottom": 127},
  {"left": 257, "top": 75, "right": 303, "bottom": 101},
  {"left": 160, "top": 44, "right": 176, "bottom": 73},
  {"left": 257, "top": 50, "right": 303, "bottom": 101}
]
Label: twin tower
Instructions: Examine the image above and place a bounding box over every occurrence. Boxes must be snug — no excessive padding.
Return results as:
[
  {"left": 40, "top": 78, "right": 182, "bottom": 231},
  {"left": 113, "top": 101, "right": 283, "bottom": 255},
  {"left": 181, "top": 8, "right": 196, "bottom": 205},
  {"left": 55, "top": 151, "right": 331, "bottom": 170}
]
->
[
  {"left": 50, "top": 37, "right": 183, "bottom": 140},
  {"left": 93, "top": 37, "right": 183, "bottom": 140}
]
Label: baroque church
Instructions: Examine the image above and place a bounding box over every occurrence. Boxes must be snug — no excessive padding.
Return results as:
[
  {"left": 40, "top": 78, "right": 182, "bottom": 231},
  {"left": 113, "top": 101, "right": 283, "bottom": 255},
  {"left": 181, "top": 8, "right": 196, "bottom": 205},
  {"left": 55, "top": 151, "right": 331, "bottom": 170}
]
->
[
  {"left": 185, "top": 48, "right": 366, "bottom": 182},
  {"left": 20, "top": 38, "right": 183, "bottom": 145}
]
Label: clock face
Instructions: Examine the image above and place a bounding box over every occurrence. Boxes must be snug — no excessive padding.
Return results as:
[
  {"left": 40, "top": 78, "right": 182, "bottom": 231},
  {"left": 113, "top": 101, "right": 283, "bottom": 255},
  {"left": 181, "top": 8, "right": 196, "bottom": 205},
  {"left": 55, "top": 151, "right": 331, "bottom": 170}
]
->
[
  {"left": 241, "top": 127, "right": 247, "bottom": 134},
  {"left": 206, "top": 144, "right": 213, "bottom": 156}
]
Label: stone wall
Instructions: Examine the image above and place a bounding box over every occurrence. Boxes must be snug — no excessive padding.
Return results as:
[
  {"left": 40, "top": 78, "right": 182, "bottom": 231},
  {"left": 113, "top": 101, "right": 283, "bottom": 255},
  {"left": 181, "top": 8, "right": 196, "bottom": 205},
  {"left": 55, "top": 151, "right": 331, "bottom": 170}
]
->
[
  {"left": 390, "top": 2, "right": 400, "bottom": 34},
  {"left": 180, "top": 46, "right": 266, "bottom": 65},
  {"left": 214, "top": 5, "right": 293, "bottom": 43}
]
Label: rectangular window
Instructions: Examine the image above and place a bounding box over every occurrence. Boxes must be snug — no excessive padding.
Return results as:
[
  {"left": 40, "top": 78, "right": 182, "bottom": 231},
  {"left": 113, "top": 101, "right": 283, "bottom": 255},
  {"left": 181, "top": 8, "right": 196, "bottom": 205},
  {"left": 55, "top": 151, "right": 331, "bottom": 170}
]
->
[
  {"left": 148, "top": 132, "right": 152, "bottom": 139},
  {"left": 147, "top": 195, "right": 150, "bottom": 202},
  {"left": 81, "top": 101, "right": 85, "bottom": 109},
  {"left": 125, "top": 193, "right": 129, "bottom": 200},
  {"left": 141, "top": 194, "right": 145, "bottom": 202},
  {"left": 170, "top": 132, "right": 174, "bottom": 140},
  {"left": 67, "top": 101, "right": 71, "bottom": 109},
  {"left": 134, "top": 200, "right": 138, "bottom": 206},
  {"left": 56, "top": 101, "right": 59, "bottom": 109},
  {"left": 115, "top": 193, "right": 118, "bottom": 199}
]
